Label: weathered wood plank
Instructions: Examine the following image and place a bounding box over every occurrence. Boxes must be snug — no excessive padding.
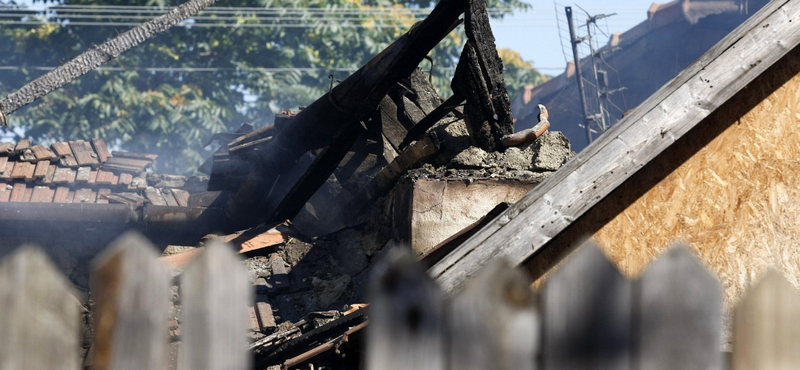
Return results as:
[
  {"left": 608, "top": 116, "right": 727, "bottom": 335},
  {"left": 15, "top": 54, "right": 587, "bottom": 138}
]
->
[
  {"left": 447, "top": 259, "right": 537, "bottom": 370},
  {"left": 429, "top": 0, "right": 800, "bottom": 295},
  {"left": 635, "top": 244, "right": 722, "bottom": 370},
  {"left": 181, "top": 241, "right": 251, "bottom": 370},
  {"left": 14, "top": 139, "right": 31, "bottom": 153},
  {"left": 9, "top": 182, "right": 26, "bottom": 202},
  {"left": 0, "top": 246, "right": 82, "bottom": 370},
  {"left": 30, "top": 144, "right": 56, "bottom": 161},
  {"left": 91, "top": 138, "right": 111, "bottom": 163},
  {"left": 51, "top": 142, "right": 73, "bottom": 157},
  {"left": 541, "top": 242, "right": 631, "bottom": 370},
  {"left": 90, "top": 232, "right": 170, "bottom": 370},
  {"left": 366, "top": 246, "right": 444, "bottom": 370},
  {"left": 254, "top": 278, "right": 276, "bottom": 332},
  {"left": 732, "top": 270, "right": 800, "bottom": 370}
]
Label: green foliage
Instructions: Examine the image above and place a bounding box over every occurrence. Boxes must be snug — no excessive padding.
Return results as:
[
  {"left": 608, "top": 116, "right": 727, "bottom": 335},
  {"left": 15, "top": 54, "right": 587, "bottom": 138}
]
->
[
  {"left": 498, "top": 48, "right": 548, "bottom": 104},
  {"left": 0, "top": 0, "right": 532, "bottom": 174}
]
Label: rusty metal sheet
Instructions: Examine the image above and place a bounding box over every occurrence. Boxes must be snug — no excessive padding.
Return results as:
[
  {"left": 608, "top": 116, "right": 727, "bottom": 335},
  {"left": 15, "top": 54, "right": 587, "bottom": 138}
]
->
[
  {"left": 0, "top": 183, "right": 10, "bottom": 202},
  {"left": 9, "top": 183, "right": 25, "bottom": 202},
  {"left": 91, "top": 138, "right": 111, "bottom": 163},
  {"left": 75, "top": 166, "right": 91, "bottom": 182},
  {"left": 33, "top": 161, "right": 49, "bottom": 178}
]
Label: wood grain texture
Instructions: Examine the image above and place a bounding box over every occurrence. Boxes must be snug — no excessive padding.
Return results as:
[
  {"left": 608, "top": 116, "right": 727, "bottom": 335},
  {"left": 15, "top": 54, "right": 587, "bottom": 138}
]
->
[
  {"left": 634, "top": 244, "right": 722, "bottom": 370},
  {"left": 429, "top": 0, "right": 800, "bottom": 295},
  {"left": 181, "top": 241, "right": 252, "bottom": 370},
  {"left": 90, "top": 231, "right": 170, "bottom": 370},
  {"left": 732, "top": 270, "right": 800, "bottom": 370},
  {"left": 0, "top": 246, "right": 81, "bottom": 370},
  {"left": 541, "top": 242, "right": 631, "bottom": 370},
  {"left": 366, "top": 246, "right": 445, "bottom": 370},
  {"left": 447, "top": 259, "right": 537, "bottom": 370}
]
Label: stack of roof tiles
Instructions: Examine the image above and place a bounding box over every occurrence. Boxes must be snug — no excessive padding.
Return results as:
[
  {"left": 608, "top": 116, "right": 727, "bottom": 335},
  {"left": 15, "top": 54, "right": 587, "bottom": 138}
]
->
[{"left": 0, "top": 139, "right": 190, "bottom": 206}]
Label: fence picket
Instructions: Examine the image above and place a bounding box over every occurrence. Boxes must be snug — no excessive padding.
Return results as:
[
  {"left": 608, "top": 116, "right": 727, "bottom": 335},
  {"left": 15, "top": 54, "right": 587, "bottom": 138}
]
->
[
  {"left": 366, "top": 247, "right": 445, "bottom": 370},
  {"left": 732, "top": 270, "right": 800, "bottom": 370},
  {"left": 541, "top": 242, "right": 632, "bottom": 370},
  {"left": 90, "top": 231, "right": 171, "bottom": 370},
  {"left": 635, "top": 244, "right": 722, "bottom": 370},
  {"left": 447, "top": 258, "right": 538, "bottom": 370},
  {"left": 180, "top": 241, "right": 252, "bottom": 370},
  {"left": 0, "top": 246, "right": 81, "bottom": 370}
]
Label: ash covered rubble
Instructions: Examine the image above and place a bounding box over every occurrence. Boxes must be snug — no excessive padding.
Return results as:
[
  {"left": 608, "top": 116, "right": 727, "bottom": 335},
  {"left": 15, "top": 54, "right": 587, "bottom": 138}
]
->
[{"left": 147, "top": 0, "right": 576, "bottom": 367}]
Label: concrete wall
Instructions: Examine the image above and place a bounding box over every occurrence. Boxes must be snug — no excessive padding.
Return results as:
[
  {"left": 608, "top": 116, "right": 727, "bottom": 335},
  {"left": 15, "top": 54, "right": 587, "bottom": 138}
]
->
[{"left": 406, "top": 179, "right": 538, "bottom": 255}]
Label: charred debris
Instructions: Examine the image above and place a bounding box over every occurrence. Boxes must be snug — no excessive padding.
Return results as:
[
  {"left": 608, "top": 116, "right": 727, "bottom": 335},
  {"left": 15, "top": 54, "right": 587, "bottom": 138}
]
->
[{"left": 1, "top": 0, "right": 574, "bottom": 368}]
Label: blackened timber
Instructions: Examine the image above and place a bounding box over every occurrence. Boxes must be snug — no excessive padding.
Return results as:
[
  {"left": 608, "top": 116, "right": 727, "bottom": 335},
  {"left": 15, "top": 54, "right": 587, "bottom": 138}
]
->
[
  {"left": 227, "top": 0, "right": 467, "bottom": 225},
  {"left": 269, "top": 121, "right": 365, "bottom": 223},
  {"left": 451, "top": 0, "right": 513, "bottom": 151},
  {"left": 399, "top": 93, "right": 465, "bottom": 150}
]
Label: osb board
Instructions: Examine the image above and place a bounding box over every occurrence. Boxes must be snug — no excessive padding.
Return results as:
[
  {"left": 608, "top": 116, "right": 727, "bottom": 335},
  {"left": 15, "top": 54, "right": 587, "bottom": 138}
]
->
[{"left": 529, "top": 47, "right": 800, "bottom": 315}]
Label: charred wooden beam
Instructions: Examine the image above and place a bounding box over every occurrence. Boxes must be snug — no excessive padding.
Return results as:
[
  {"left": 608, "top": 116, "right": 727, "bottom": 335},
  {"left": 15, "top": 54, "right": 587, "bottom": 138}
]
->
[
  {"left": 226, "top": 0, "right": 467, "bottom": 226},
  {"left": 451, "top": 0, "right": 513, "bottom": 151}
]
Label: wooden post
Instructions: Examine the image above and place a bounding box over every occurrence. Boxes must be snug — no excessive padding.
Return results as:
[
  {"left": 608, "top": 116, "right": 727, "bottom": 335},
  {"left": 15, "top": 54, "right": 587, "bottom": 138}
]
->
[
  {"left": 732, "top": 270, "right": 800, "bottom": 370},
  {"left": 634, "top": 244, "right": 722, "bottom": 370},
  {"left": 447, "top": 259, "right": 538, "bottom": 370},
  {"left": 541, "top": 242, "right": 631, "bottom": 370},
  {"left": 0, "top": 246, "right": 81, "bottom": 370},
  {"left": 180, "top": 241, "right": 252, "bottom": 370},
  {"left": 366, "top": 246, "right": 445, "bottom": 370},
  {"left": 90, "top": 231, "right": 171, "bottom": 370}
]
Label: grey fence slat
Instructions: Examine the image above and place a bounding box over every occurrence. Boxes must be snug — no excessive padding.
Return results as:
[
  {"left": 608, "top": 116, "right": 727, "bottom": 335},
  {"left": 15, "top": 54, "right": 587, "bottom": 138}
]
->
[
  {"left": 541, "top": 242, "right": 632, "bottom": 370},
  {"left": 635, "top": 244, "right": 722, "bottom": 370},
  {"left": 180, "top": 241, "right": 252, "bottom": 370},
  {"left": 0, "top": 246, "right": 81, "bottom": 370},
  {"left": 366, "top": 247, "right": 445, "bottom": 370},
  {"left": 90, "top": 231, "right": 170, "bottom": 370},
  {"left": 447, "top": 259, "right": 538, "bottom": 370},
  {"left": 732, "top": 270, "right": 800, "bottom": 370}
]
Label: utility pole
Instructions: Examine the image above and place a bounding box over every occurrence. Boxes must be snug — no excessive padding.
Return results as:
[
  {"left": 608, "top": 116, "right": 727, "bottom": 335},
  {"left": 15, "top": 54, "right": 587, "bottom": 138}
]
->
[{"left": 565, "top": 6, "right": 592, "bottom": 143}]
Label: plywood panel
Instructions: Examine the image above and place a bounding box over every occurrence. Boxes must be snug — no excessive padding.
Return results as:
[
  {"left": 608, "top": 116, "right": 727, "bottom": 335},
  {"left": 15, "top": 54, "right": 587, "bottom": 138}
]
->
[{"left": 530, "top": 44, "right": 800, "bottom": 346}]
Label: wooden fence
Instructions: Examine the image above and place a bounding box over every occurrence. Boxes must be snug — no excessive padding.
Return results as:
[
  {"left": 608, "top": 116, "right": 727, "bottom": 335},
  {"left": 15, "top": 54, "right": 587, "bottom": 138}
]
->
[
  {"left": 367, "top": 243, "right": 800, "bottom": 370},
  {"left": 0, "top": 232, "right": 798, "bottom": 370}
]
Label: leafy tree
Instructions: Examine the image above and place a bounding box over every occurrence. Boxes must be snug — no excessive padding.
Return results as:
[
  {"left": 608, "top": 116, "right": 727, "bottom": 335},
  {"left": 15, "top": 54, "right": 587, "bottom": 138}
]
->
[
  {"left": 498, "top": 48, "right": 548, "bottom": 104},
  {"left": 0, "top": 0, "right": 534, "bottom": 174}
]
